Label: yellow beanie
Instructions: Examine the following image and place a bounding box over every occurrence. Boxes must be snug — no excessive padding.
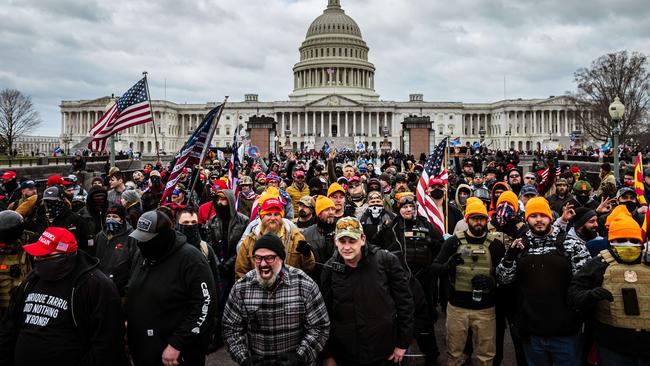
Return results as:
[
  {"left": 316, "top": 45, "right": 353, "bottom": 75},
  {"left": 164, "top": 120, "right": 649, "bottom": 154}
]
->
[
  {"left": 258, "top": 186, "right": 280, "bottom": 206},
  {"left": 466, "top": 197, "right": 482, "bottom": 206},
  {"left": 608, "top": 214, "right": 643, "bottom": 242},
  {"left": 327, "top": 183, "right": 345, "bottom": 197},
  {"left": 605, "top": 205, "right": 631, "bottom": 229},
  {"left": 524, "top": 197, "right": 552, "bottom": 221},
  {"left": 464, "top": 200, "right": 488, "bottom": 221},
  {"left": 315, "top": 195, "right": 336, "bottom": 216},
  {"left": 497, "top": 191, "right": 519, "bottom": 214}
]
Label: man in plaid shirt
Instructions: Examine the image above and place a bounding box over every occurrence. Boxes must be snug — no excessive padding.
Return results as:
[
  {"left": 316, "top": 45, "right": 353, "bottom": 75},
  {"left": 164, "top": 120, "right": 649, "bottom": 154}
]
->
[{"left": 222, "top": 232, "right": 330, "bottom": 365}]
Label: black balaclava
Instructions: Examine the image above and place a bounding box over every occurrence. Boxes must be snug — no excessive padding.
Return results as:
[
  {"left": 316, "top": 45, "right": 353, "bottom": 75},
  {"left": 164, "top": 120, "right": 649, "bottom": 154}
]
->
[
  {"left": 44, "top": 200, "right": 66, "bottom": 223},
  {"left": 35, "top": 253, "right": 77, "bottom": 282},
  {"left": 137, "top": 228, "right": 175, "bottom": 261}
]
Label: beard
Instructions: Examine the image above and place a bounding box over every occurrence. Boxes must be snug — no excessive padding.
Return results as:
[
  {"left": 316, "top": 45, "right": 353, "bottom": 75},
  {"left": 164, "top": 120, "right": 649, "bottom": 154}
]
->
[
  {"left": 298, "top": 209, "right": 311, "bottom": 218},
  {"left": 260, "top": 219, "right": 281, "bottom": 235},
  {"left": 530, "top": 222, "right": 552, "bottom": 237},
  {"left": 468, "top": 223, "right": 487, "bottom": 237},
  {"left": 255, "top": 266, "right": 279, "bottom": 289}
]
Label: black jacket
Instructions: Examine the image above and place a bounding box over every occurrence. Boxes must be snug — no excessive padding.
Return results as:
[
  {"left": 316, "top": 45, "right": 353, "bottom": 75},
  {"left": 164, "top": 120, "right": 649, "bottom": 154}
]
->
[
  {"left": 0, "top": 251, "right": 128, "bottom": 366},
  {"left": 321, "top": 245, "right": 414, "bottom": 364},
  {"left": 568, "top": 255, "right": 650, "bottom": 358},
  {"left": 378, "top": 216, "right": 443, "bottom": 274},
  {"left": 94, "top": 224, "right": 139, "bottom": 296},
  {"left": 30, "top": 205, "right": 90, "bottom": 253},
  {"left": 126, "top": 233, "right": 218, "bottom": 366}
]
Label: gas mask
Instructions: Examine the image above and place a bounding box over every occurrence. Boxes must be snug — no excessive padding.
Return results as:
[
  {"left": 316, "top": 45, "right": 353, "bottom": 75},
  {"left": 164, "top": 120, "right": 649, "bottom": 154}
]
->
[
  {"left": 612, "top": 243, "right": 643, "bottom": 263},
  {"left": 368, "top": 205, "right": 383, "bottom": 219}
]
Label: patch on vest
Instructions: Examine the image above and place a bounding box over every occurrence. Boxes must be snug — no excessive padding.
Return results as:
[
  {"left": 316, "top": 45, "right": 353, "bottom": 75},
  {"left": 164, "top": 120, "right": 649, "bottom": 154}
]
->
[{"left": 624, "top": 270, "right": 638, "bottom": 283}]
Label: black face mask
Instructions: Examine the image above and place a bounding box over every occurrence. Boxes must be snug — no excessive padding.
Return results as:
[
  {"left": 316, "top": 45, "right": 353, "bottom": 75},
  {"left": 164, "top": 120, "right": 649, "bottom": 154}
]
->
[
  {"left": 35, "top": 253, "right": 77, "bottom": 281},
  {"left": 431, "top": 189, "right": 445, "bottom": 200},
  {"left": 178, "top": 224, "right": 201, "bottom": 246},
  {"left": 216, "top": 204, "right": 230, "bottom": 220},
  {"left": 576, "top": 194, "right": 590, "bottom": 205},
  {"left": 624, "top": 201, "right": 638, "bottom": 215},
  {"left": 137, "top": 229, "right": 175, "bottom": 261}
]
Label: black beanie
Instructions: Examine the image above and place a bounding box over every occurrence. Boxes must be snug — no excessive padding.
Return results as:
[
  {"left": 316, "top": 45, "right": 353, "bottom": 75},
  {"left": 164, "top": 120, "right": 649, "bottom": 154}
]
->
[
  {"left": 107, "top": 204, "right": 126, "bottom": 222},
  {"left": 572, "top": 207, "right": 597, "bottom": 229},
  {"left": 253, "top": 233, "right": 286, "bottom": 261}
]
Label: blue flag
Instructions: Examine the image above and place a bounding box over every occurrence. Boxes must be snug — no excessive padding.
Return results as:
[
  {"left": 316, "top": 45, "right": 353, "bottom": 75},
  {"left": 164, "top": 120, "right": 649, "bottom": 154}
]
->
[{"left": 450, "top": 137, "right": 461, "bottom": 147}]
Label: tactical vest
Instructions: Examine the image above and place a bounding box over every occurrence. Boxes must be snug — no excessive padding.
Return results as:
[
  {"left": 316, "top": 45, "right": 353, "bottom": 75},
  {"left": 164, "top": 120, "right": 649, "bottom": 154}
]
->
[
  {"left": 0, "top": 251, "right": 31, "bottom": 310},
  {"left": 453, "top": 232, "right": 495, "bottom": 292},
  {"left": 596, "top": 250, "right": 650, "bottom": 331}
]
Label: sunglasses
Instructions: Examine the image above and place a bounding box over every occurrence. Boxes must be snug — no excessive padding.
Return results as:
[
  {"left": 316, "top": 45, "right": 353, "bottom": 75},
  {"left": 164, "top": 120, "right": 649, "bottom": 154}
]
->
[
  {"left": 348, "top": 184, "right": 360, "bottom": 189},
  {"left": 253, "top": 255, "right": 278, "bottom": 264},
  {"left": 509, "top": 174, "right": 520, "bottom": 178}
]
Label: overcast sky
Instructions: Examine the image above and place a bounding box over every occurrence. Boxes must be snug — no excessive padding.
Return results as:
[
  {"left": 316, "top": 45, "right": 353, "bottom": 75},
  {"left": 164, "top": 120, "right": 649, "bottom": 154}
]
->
[{"left": 1, "top": 0, "right": 649, "bottom": 136}]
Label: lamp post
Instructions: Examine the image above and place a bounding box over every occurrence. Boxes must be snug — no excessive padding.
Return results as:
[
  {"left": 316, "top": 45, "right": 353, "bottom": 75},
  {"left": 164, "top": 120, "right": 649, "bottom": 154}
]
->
[
  {"left": 609, "top": 96, "right": 625, "bottom": 180},
  {"left": 505, "top": 130, "right": 511, "bottom": 150}
]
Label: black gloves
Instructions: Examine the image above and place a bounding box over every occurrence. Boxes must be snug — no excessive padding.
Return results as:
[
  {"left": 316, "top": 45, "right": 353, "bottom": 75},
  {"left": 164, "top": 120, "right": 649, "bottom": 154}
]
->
[
  {"left": 588, "top": 287, "right": 614, "bottom": 303},
  {"left": 504, "top": 245, "right": 523, "bottom": 263},
  {"left": 471, "top": 274, "right": 495, "bottom": 292},
  {"left": 297, "top": 240, "right": 312, "bottom": 256},
  {"left": 277, "top": 353, "right": 302, "bottom": 366},
  {"left": 445, "top": 253, "right": 464, "bottom": 270}
]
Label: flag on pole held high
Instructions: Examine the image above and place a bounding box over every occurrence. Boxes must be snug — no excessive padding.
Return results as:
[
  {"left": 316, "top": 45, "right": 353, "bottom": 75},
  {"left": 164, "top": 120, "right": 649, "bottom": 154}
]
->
[
  {"left": 416, "top": 137, "right": 449, "bottom": 235},
  {"left": 634, "top": 152, "right": 647, "bottom": 206},
  {"left": 228, "top": 125, "right": 241, "bottom": 209},
  {"left": 160, "top": 104, "right": 223, "bottom": 204},
  {"left": 88, "top": 78, "right": 153, "bottom": 152}
]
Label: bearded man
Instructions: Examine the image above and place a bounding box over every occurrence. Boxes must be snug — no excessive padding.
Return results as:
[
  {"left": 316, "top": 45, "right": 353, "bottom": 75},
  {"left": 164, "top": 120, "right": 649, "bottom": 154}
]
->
[
  {"left": 235, "top": 198, "right": 314, "bottom": 279},
  {"left": 223, "top": 232, "right": 329, "bottom": 365}
]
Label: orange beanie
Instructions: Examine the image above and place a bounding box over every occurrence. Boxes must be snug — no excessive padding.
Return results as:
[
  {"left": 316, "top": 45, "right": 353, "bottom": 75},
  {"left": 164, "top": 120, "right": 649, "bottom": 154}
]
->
[
  {"left": 327, "top": 183, "right": 345, "bottom": 197},
  {"left": 524, "top": 197, "right": 552, "bottom": 221},
  {"left": 315, "top": 195, "right": 335, "bottom": 216},
  {"left": 464, "top": 200, "right": 488, "bottom": 221},
  {"left": 605, "top": 205, "right": 631, "bottom": 229},
  {"left": 608, "top": 214, "right": 643, "bottom": 242},
  {"left": 497, "top": 191, "right": 519, "bottom": 214}
]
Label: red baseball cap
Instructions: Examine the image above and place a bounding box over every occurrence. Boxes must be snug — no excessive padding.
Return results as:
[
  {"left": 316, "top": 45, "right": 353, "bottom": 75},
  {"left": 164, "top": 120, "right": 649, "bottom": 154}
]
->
[
  {"left": 347, "top": 176, "right": 361, "bottom": 185},
  {"left": 260, "top": 198, "right": 284, "bottom": 217},
  {"left": 24, "top": 227, "right": 78, "bottom": 257},
  {"left": 430, "top": 178, "right": 445, "bottom": 187},
  {"left": 294, "top": 170, "right": 305, "bottom": 178},
  {"left": 212, "top": 180, "right": 227, "bottom": 191},
  {"left": 47, "top": 175, "right": 64, "bottom": 187},
  {"left": 1, "top": 171, "right": 16, "bottom": 181}
]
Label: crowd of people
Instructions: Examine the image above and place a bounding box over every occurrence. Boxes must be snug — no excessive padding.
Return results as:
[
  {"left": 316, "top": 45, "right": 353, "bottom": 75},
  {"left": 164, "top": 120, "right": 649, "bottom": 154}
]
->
[{"left": 0, "top": 145, "right": 649, "bottom": 366}]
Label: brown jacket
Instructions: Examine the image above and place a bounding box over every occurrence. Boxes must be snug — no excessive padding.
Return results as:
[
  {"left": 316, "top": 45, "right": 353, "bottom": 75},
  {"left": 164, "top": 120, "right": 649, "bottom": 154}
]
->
[
  {"left": 235, "top": 222, "right": 314, "bottom": 279},
  {"left": 9, "top": 195, "right": 38, "bottom": 218}
]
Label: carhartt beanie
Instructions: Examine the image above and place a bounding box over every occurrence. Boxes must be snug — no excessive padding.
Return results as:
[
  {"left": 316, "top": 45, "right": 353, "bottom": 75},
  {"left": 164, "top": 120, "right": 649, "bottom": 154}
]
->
[
  {"left": 524, "top": 197, "right": 552, "bottom": 221},
  {"left": 608, "top": 214, "right": 643, "bottom": 243},
  {"left": 253, "top": 233, "right": 286, "bottom": 261}
]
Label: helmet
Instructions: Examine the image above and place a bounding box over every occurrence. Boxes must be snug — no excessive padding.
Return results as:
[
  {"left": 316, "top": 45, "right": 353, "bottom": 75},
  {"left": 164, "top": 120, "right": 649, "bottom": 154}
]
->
[
  {"left": 472, "top": 188, "right": 491, "bottom": 203},
  {"left": 240, "top": 176, "right": 253, "bottom": 186},
  {"left": 0, "top": 211, "right": 25, "bottom": 245}
]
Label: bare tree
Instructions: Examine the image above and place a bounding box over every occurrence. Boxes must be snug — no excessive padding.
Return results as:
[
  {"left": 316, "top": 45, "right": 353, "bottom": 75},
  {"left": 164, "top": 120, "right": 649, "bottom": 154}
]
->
[
  {"left": 569, "top": 51, "right": 650, "bottom": 143},
  {"left": 0, "top": 89, "right": 42, "bottom": 156}
]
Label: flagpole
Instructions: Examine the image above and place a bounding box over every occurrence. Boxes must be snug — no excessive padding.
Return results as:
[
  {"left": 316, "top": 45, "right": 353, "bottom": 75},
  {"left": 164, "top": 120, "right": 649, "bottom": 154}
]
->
[
  {"left": 188, "top": 96, "right": 229, "bottom": 206},
  {"left": 444, "top": 135, "right": 449, "bottom": 234},
  {"left": 142, "top": 71, "right": 161, "bottom": 163}
]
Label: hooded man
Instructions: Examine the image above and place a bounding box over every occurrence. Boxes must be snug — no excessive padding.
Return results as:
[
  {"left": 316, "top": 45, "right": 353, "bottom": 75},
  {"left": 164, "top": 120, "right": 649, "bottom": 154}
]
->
[
  {"left": 94, "top": 204, "right": 139, "bottom": 296},
  {"left": 505, "top": 168, "right": 523, "bottom": 196},
  {"left": 568, "top": 213, "right": 650, "bottom": 364},
  {"left": 0, "top": 171, "right": 20, "bottom": 206},
  {"left": 235, "top": 197, "right": 314, "bottom": 279},
  {"left": 0, "top": 227, "right": 128, "bottom": 365},
  {"left": 202, "top": 189, "right": 249, "bottom": 283},
  {"left": 359, "top": 190, "right": 395, "bottom": 246},
  {"left": 141, "top": 170, "right": 164, "bottom": 212},
  {"left": 127, "top": 211, "right": 218, "bottom": 366},
  {"left": 453, "top": 184, "right": 472, "bottom": 214},
  {"left": 85, "top": 185, "right": 109, "bottom": 238}
]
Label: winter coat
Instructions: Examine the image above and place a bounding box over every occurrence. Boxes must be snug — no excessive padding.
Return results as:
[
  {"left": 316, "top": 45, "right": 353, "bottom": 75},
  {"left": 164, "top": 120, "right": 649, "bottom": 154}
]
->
[
  {"left": 235, "top": 221, "right": 314, "bottom": 279},
  {"left": 126, "top": 233, "right": 218, "bottom": 366},
  {"left": 320, "top": 245, "right": 414, "bottom": 364},
  {"left": 286, "top": 183, "right": 310, "bottom": 214},
  {"left": 94, "top": 224, "right": 139, "bottom": 296},
  {"left": 0, "top": 251, "right": 128, "bottom": 366}
]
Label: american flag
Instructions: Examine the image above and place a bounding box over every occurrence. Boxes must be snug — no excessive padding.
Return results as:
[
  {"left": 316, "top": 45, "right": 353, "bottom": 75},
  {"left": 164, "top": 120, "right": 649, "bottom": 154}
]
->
[
  {"left": 227, "top": 125, "right": 241, "bottom": 209},
  {"left": 160, "top": 104, "right": 223, "bottom": 204},
  {"left": 88, "top": 78, "right": 153, "bottom": 151},
  {"left": 416, "top": 137, "right": 448, "bottom": 235}
]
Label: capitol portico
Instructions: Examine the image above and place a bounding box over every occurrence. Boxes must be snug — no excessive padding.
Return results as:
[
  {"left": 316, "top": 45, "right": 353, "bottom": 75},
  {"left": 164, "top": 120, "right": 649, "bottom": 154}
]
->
[{"left": 59, "top": 0, "right": 586, "bottom": 157}]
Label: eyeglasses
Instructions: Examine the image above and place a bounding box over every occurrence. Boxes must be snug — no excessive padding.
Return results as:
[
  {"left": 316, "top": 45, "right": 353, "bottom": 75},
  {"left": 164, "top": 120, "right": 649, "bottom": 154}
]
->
[
  {"left": 348, "top": 184, "right": 360, "bottom": 189},
  {"left": 253, "top": 255, "right": 278, "bottom": 264},
  {"left": 524, "top": 176, "right": 536, "bottom": 180}
]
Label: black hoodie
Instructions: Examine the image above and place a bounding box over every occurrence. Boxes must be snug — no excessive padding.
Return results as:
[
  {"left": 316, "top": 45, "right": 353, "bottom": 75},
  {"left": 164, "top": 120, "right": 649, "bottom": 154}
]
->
[
  {"left": 126, "top": 232, "right": 217, "bottom": 366},
  {"left": 0, "top": 251, "right": 128, "bottom": 366}
]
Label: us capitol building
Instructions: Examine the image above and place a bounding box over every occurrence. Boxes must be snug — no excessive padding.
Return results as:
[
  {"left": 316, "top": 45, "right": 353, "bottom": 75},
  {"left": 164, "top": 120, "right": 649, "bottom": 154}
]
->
[{"left": 59, "top": 0, "right": 584, "bottom": 157}]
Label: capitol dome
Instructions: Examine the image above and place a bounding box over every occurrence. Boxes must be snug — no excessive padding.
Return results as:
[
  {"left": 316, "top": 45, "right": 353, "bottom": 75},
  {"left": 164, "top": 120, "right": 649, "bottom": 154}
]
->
[{"left": 289, "top": 0, "right": 379, "bottom": 102}]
